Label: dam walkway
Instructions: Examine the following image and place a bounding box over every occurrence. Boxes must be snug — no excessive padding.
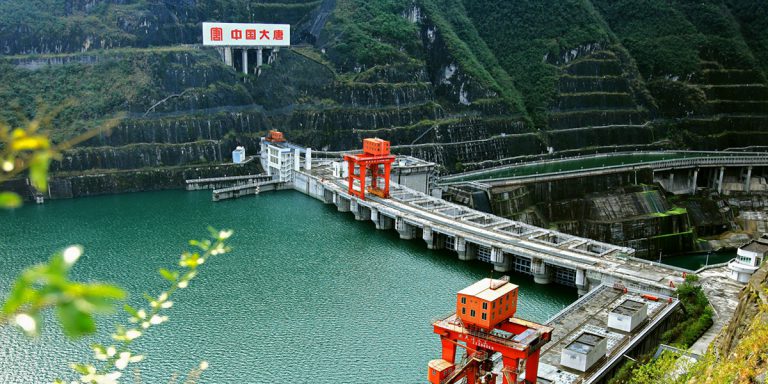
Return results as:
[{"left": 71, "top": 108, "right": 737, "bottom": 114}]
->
[{"left": 439, "top": 151, "right": 768, "bottom": 190}]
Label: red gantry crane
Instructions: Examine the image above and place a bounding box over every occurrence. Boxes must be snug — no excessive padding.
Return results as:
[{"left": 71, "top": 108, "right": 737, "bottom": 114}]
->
[
  {"left": 428, "top": 277, "right": 553, "bottom": 384},
  {"left": 343, "top": 138, "right": 396, "bottom": 200}
]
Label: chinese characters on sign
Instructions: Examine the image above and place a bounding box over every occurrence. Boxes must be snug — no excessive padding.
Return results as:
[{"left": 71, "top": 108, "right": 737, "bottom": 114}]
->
[{"left": 202, "top": 22, "right": 291, "bottom": 47}]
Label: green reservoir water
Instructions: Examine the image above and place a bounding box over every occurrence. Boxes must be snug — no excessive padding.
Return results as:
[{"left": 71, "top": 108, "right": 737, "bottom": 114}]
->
[{"left": 0, "top": 190, "right": 576, "bottom": 383}]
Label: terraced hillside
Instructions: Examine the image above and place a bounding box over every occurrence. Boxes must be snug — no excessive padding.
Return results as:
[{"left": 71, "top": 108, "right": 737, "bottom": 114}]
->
[
  {"left": 594, "top": 0, "right": 768, "bottom": 149},
  {"left": 0, "top": 0, "right": 766, "bottom": 188}
]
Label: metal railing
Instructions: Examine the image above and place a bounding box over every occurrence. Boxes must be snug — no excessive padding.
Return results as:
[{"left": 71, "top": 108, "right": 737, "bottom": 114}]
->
[
  {"left": 186, "top": 174, "right": 270, "bottom": 184},
  {"left": 212, "top": 180, "right": 276, "bottom": 194}
]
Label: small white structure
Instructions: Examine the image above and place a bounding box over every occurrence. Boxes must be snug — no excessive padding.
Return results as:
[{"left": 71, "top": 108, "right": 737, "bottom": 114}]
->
[
  {"left": 232, "top": 146, "right": 246, "bottom": 164},
  {"left": 729, "top": 235, "right": 768, "bottom": 283},
  {"left": 560, "top": 332, "right": 607, "bottom": 372},
  {"left": 332, "top": 161, "right": 349, "bottom": 178},
  {"left": 608, "top": 299, "right": 648, "bottom": 333}
]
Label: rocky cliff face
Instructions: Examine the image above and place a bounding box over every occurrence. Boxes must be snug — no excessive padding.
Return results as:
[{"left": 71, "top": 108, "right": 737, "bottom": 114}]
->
[
  {"left": 716, "top": 262, "right": 768, "bottom": 357},
  {"left": 685, "top": 261, "right": 768, "bottom": 382}
]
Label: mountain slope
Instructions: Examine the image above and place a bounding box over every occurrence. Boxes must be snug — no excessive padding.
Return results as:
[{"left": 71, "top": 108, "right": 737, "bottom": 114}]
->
[{"left": 0, "top": 0, "right": 766, "bottom": 178}]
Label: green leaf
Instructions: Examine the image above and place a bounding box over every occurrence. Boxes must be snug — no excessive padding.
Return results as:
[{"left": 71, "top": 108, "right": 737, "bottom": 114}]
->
[
  {"left": 0, "top": 192, "right": 21, "bottom": 209},
  {"left": 29, "top": 151, "right": 50, "bottom": 192},
  {"left": 57, "top": 302, "right": 95, "bottom": 338},
  {"left": 79, "top": 284, "right": 125, "bottom": 313},
  {"left": 70, "top": 363, "right": 91, "bottom": 375},
  {"left": 159, "top": 268, "right": 178, "bottom": 282},
  {"left": 84, "top": 283, "right": 126, "bottom": 300},
  {"left": 2, "top": 278, "right": 37, "bottom": 315},
  {"left": 123, "top": 304, "right": 139, "bottom": 318},
  {"left": 91, "top": 343, "right": 105, "bottom": 355},
  {"left": 207, "top": 226, "right": 218, "bottom": 238}
]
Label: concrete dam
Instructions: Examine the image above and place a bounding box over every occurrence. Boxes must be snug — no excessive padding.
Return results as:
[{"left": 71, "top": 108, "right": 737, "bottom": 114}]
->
[
  {"left": 191, "top": 135, "right": 744, "bottom": 383},
  {"left": 292, "top": 164, "right": 686, "bottom": 296},
  {"left": 245, "top": 135, "right": 691, "bottom": 297}
]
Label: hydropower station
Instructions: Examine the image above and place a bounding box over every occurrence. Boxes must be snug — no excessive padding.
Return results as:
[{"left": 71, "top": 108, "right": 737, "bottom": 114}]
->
[{"left": 185, "top": 132, "right": 744, "bottom": 383}]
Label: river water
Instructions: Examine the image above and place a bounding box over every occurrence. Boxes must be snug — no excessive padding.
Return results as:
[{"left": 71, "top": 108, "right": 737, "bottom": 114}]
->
[{"left": 0, "top": 190, "right": 576, "bottom": 383}]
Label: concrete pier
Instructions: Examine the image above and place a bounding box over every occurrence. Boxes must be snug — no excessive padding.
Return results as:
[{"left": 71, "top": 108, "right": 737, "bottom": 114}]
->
[
  {"left": 532, "top": 258, "right": 553, "bottom": 284},
  {"left": 224, "top": 47, "right": 233, "bottom": 67},
  {"left": 241, "top": 49, "right": 248, "bottom": 74},
  {"left": 396, "top": 217, "right": 414, "bottom": 240},
  {"left": 575, "top": 269, "right": 589, "bottom": 296},
  {"left": 691, "top": 168, "right": 698, "bottom": 194},
  {"left": 336, "top": 195, "right": 350, "bottom": 212},
  {"left": 455, "top": 236, "right": 474, "bottom": 261},
  {"left": 491, "top": 247, "right": 511, "bottom": 272},
  {"left": 371, "top": 208, "right": 394, "bottom": 230},
  {"left": 351, "top": 200, "right": 369, "bottom": 221},
  {"left": 423, "top": 225, "right": 435, "bottom": 249},
  {"left": 718, "top": 166, "right": 725, "bottom": 194}
]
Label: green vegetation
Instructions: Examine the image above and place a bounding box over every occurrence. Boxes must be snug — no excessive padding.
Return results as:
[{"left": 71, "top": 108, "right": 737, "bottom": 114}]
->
[
  {"left": 648, "top": 80, "right": 707, "bottom": 118},
  {"left": 0, "top": 0, "right": 325, "bottom": 54},
  {"left": 593, "top": 0, "right": 703, "bottom": 78},
  {"left": 661, "top": 276, "right": 714, "bottom": 347},
  {"left": 0, "top": 48, "right": 251, "bottom": 141},
  {"left": 652, "top": 207, "right": 689, "bottom": 218},
  {"left": 324, "top": 0, "right": 420, "bottom": 69},
  {"left": 418, "top": 0, "right": 528, "bottom": 117},
  {"left": 0, "top": 0, "right": 766, "bottom": 172},
  {"left": 593, "top": 0, "right": 766, "bottom": 122},
  {"left": 462, "top": 0, "right": 612, "bottom": 125},
  {"left": 726, "top": 1, "right": 768, "bottom": 76}
]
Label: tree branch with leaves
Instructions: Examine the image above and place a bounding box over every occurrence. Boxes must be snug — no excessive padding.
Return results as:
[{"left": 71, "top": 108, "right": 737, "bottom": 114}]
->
[{"left": 1, "top": 109, "right": 233, "bottom": 384}]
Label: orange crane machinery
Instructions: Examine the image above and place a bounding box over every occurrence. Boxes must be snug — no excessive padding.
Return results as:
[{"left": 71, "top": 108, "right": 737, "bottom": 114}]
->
[
  {"left": 343, "top": 138, "right": 396, "bottom": 200},
  {"left": 428, "top": 277, "right": 553, "bottom": 384}
]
